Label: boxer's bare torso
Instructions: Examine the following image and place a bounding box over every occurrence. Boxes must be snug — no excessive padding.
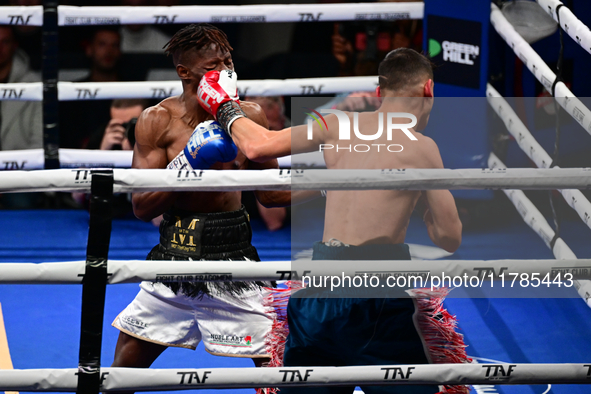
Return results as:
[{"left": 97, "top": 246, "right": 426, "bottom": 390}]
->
[
  {"left": 131, "top": 96, "right": 273, "bottom": 219},
  {"left": 319, "top": 109, "right": 440, "bottom": 246}
]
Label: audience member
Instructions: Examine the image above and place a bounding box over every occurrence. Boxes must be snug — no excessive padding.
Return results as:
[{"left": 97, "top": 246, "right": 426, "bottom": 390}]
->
[
  {"left": 0, "top": 25, "right": 43, "bottom": 208},
  {"left": 59, "top": 27, "right": 123, "bottom": 149},
  {"left": 9, "top": 0, "right": 42, "bottom": 71},
  {"left": 74, "top": 99, "right": 149, "bottom": 217},
  {"left": 0, "top": 26, "right": 42, "bottom": 151},
  {"left": 81, "top": 28, "right": 122, "bottom": 82},
  {"left": 86, "top": 98, "right": 147, "bottom": 150}
]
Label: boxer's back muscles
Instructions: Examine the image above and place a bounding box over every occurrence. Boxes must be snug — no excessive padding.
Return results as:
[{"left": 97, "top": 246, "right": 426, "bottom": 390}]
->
[
  {"left": 307, "top": 110, "right": 460, "bottom": 250},
  {"left": 131, "top": 96, "right": 275, "bottom": 220}
]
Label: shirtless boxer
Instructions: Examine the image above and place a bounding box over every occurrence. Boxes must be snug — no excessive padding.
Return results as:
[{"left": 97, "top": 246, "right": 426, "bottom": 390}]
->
[
  {"left": 198, "top": 48, "right": 464, "bottom": 394},
  {"left": 110, "top": 24, "right": 294, "bottom": 388}
]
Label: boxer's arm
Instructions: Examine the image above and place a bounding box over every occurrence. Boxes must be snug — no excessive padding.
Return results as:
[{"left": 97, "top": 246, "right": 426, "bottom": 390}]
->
[
  {"left": 198, "top": 70, "right": 324, "bottom": 161},
  {"left": 240, "top": 102, "right": 292, "bottom": 207},
  {"left": 131, "top": 107, "right": 177, "bottom": 221},
  {"left": 419, "top": 137, "right": 462, "bottom": 253}
]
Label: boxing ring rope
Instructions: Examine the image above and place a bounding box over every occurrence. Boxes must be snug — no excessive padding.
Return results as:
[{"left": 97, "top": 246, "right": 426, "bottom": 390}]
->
[
  {"left": 1, "top": 2, "right": 590, "bottom": 393},
  {"left": 2, "top": 363, "right": 591, "bottom": 392},
  {"left": 0, "top": 148, "right": 295, "bottom": 170},
  {"left": 1, "top": 258, "right": 590, "bottom": 285},
  {"left": 0, "top": 3, "right": 424, "bottom": 26},
  {"left": 487, "top": 80, "right": 591, "bottom": 305},
  {"left": 536, "top": 0, "right": 591, "bottom": 56},
  {"left": 1, "top": 168, "right": 591, "bottom": 194},
  {"left": 490, "top": 3, "right": 591, "bottom": 138},
  {"left": 0, "top": 76, "right": 378, "bottom": 101},
  {"left": 489, "top": 153, "right": 591, "bottom": 307},
  {"left": 486, "top": 84, "right": 591, "bottom": 233}
]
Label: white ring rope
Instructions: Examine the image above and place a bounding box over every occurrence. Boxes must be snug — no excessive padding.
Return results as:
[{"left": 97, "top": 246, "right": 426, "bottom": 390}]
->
[
  {"left": 0, "top": 149, "right": 292, "bottom": 170},
  {"left": 1, "top": 168, "right": 591, "bottom": 194},
  {"left": 0, "top": 363, "right": 589, "bottom": 392},
  {"left": 0, "top": 3, "right": 424, "bottom": 27},
  {"left": 0, "top": 5, "right": 43, "bottom": 26},
  {"left": 489, "top": 153, "right": 591, "bottom": 307},
  {"left": 58, "top": 3, "right": 424, "bottom": 25},
  {"left": 536, "top": 0, "right": 591, "bottom": 56},
  {"left": 2, "top": 258, "right": 591, "bottom": 285},
  {"left": 0, "top": 77, "right": 377, "bottom": 102},
  {"left": 490, "top": 3, "right": 591, "bottom": 138},
  {"left": 487, "top": 84, "right": 591, "bottom": 233}
]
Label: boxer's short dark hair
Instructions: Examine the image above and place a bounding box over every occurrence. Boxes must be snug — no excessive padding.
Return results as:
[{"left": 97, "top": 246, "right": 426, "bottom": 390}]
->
[
  {"left": 164, "top": 23, "right": 232, "bottom": 60},
  {"left": 378, "top": 48, "right": 434, "bottom": 92}
]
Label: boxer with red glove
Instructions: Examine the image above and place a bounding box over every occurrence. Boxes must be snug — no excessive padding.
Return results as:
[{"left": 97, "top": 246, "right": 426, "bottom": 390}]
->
[{"left": 197, "top": 70, "right": 247, "bottom": 134}]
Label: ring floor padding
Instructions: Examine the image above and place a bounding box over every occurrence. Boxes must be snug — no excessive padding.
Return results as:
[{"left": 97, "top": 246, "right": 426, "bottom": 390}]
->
[{"left": 1, "top": 208, "right": 590, "bottom": 394}]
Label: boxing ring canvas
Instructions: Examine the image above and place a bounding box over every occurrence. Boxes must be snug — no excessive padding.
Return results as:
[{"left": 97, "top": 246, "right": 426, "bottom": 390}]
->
[{"left": 1, "top": 208, "right": 591, "bottom": 394}]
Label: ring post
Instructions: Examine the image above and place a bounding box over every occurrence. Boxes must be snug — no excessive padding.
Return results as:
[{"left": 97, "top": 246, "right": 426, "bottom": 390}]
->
[
  {"left": 42, "top": 0, "right": 60, "bottom": 169},
  {"left": 423, "top": 0, "right": 491, "bottom": 199},
  {"left": 76, "top": 170, "right": 114, "bottom": 394}
]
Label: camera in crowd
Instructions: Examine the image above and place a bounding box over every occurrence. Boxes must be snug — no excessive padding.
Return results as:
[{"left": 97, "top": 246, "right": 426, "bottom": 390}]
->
[{"left": 113, "top": 117, "right": 138, "bottom": 150}]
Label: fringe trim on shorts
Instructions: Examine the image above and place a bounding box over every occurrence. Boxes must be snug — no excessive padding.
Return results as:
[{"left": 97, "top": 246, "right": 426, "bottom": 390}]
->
[
  {"left": 258, "top": 285, "right": 470, "bottom": 394},
  {"left": 257, "top": 281, "right": 304, "bottom": 394},
  {"left": 407, "top": 287, "right": 472, "bottom": 394}
]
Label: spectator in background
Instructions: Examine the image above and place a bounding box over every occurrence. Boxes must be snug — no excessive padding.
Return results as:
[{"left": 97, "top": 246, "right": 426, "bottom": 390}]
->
[
  {"left": 74, "top": 98, "right": 149, "bottom": 217},
  {"left": 81, "top": 27, "right": 122, "bottom": 82},
  {"left": 0, "top": 25, "right": 42, "bottom": 151},
  {"left": 59, "top": 27, "right": 123, "bottom": 149},
  {"left": 324, "top": 0, "right": 425, "bottom": 113},
  {"left": 119, "top": 0, "right": 171, "bottom": 54},
  {"left": 86, "top": 98, "right": 147, "bottom": 150},
  {"left": 244, "top": 96, "right": 289, "bottom": 231},
  {"left": 0, "top": 25, "right": 43, "bottom": 209}
]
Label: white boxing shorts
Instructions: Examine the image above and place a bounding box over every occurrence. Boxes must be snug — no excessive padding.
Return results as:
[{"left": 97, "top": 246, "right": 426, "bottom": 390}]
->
[{"left": 112, "top": 281, "right": 274, "bottom": 357}]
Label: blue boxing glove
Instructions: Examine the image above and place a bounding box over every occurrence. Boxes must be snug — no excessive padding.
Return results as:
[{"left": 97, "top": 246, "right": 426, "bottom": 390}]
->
[{"left": 167, "top": 120, "right": 238, "bottom": 170}]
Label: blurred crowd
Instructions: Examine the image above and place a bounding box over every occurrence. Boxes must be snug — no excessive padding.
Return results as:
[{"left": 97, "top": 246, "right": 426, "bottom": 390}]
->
[{"left": 0, "top": 0, "right": 422, "bottom": 227}]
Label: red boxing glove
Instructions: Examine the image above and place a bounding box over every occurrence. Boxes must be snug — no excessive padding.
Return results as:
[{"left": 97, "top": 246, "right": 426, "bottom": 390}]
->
[{"left": 197, "top": 70, "right": 246, "bottom": 134}]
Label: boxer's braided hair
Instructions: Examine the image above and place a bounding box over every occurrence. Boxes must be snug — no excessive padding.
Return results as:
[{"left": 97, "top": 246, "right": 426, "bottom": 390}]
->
[{"left": 164, "top": 23, "right": 232, "bottom": 60}]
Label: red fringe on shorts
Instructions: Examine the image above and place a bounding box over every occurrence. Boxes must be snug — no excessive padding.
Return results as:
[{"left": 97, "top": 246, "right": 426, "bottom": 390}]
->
[
  {"left": 259, "top": 284, "right": 470, "bottom": 394},
  {"left": 408, "top": 288, "right": 472, "bottom": 394}
]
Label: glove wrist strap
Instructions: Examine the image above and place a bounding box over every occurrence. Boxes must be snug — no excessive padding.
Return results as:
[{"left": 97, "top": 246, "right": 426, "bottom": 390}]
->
[{"left": 217, "top": 101, "right": 246, "bottom": 135}]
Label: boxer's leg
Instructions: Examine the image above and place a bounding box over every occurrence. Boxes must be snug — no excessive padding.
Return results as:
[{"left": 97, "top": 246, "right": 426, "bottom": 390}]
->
[{"left": 112, "top": 331, "right": 167, "bottom": 368}]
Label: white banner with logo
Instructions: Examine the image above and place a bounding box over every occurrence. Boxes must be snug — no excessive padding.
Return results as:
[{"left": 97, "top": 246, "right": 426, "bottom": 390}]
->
[
  {"left": 57, "top": 3, "right": 424, "bottom": 26},
  {"left": 537, "top": 0, "right": 591, "bottom": 56},
  {"left": 1, "top": 363, "right": 591, "bottom": 392},
  {"left": 0, "top": 6, "right": 43, "bottom": 26}
]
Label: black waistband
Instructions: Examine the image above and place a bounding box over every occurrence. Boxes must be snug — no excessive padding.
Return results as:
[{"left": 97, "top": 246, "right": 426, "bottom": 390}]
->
[{"left": 158, "top": 206, "right": 254, "bottom": 259}]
